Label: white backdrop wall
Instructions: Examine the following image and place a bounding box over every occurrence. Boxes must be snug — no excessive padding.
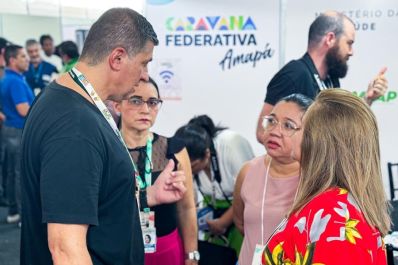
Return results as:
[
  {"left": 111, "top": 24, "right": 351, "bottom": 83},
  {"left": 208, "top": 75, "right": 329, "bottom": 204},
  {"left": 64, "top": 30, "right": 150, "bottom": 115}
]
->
[
  {"left": 146, "top": 0, "right": 280, "bottom": 156},
  {"left": 285, "top": 0, "right": 398, "bottom": 197},
  {"left": 0, "top": 14, "right": 61, "bottom": 46}
]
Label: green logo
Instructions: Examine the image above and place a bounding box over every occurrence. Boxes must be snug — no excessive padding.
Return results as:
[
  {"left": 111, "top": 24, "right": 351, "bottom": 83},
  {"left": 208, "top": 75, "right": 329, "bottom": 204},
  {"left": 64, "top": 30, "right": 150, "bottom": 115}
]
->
[{"left": 353, "top": 90, "right": 397, "bottom": 103}]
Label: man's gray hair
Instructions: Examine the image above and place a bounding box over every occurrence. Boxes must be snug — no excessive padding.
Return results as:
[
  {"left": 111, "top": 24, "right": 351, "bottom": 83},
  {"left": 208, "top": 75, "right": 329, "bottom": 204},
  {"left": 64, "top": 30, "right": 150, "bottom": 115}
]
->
[
  {"left": 80, "top": 8, "right": 159, "bottom": 65},
  {"left": 25, "top": 39, "right": 39, "bottom": 48}
]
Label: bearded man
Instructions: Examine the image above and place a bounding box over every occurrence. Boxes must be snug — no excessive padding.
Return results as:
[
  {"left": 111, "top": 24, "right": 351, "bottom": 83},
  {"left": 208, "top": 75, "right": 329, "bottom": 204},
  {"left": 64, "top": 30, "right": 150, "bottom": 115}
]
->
[{"left": 255, "top": 11, "right": 388, "bottom": 143}]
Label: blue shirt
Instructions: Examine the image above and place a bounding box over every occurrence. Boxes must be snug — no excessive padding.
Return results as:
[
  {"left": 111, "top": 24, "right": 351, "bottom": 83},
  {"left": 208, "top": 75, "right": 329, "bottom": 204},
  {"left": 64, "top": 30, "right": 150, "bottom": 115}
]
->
[
  {"left": 24, "top": 61, "right": 58, "bottom": 94},
  {"left": 1, "top": 69, "right": 35, "bottom": 128}
]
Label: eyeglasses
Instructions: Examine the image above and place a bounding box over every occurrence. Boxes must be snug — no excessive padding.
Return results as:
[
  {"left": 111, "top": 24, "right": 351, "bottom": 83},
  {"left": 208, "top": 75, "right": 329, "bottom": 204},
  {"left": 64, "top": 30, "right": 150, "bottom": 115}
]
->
[
  {"left": 127, "top": 96, "right": 163, "bottom": 110},
  {"left": 262, "top": 115, "right": 301, "bottom": 137}
]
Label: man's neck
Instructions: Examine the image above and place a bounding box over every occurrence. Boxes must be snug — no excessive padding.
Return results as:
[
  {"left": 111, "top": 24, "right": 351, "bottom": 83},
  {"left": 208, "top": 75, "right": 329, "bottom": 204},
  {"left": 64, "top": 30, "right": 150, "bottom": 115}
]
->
[
  {"left": 32, "top": 61, "right": 41, "bottom": 69},
  {"left": 73, "top": 62, "right": 110, "bottom": 101},
  {"left": 307, "top": 49, "right": 328, "bottom": 80},
  {"left": 8, "top": 65, "right": 23, "bottom": 74}
]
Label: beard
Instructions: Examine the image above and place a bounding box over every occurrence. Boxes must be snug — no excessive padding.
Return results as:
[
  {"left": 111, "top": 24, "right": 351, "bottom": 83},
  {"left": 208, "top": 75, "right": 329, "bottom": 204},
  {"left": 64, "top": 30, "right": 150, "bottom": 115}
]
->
[{"left": 325, "top": 45, "right": 349, "bottom": 79}]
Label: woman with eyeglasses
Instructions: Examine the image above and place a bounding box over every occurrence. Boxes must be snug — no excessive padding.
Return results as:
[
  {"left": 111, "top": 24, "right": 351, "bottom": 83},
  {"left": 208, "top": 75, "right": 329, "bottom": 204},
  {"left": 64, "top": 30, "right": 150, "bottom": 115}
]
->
[
  {"left": 114, "top": 77, "right": 198, "bottom": 265},
  {"left": 261, "top": 89, "right": 389, "bottom": 265},
  {"left": 233, "top": 93, "right": 313, "bottom": 265}
]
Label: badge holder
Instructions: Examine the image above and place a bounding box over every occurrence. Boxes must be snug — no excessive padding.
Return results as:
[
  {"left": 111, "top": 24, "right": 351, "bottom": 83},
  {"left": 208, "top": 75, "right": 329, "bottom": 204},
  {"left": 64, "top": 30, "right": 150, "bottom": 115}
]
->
[{"left": 141, "top": 209, "right": 157, "bottom": 253}]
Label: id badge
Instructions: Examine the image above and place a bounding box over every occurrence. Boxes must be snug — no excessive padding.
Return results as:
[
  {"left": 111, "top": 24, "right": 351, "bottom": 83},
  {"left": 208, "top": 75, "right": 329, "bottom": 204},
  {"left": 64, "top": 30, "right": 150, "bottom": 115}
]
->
[
  {"left": 251, "top": 244, "right": 266, "bottom": 265},
  {"left": 140, "top": 211, "right": 156, "bottom": 253},
  {"left": 197, "top": 206, "right": 214, "bottom": 231},
  {"left": 140, "top": 210, "right": 155, "bottom": 228},
  {"left": 142, "top": 227, "right": 157, "bottom": 253}
]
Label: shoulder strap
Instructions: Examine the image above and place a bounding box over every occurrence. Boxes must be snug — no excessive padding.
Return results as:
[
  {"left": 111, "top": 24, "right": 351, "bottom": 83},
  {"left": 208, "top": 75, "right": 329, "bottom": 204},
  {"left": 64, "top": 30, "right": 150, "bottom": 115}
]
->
[{"left": 208, "top": 141, "right": 232, "bottom": 206}]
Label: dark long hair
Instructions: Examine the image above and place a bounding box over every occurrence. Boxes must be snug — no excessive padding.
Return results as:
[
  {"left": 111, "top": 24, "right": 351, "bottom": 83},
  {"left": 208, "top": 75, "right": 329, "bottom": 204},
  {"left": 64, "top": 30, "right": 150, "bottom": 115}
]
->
[
  {"left": 187, "top": 115, "right": 227, "bottom": 140},
  {"left": 174, "top": 124, "right": 210, "bottom": 161}
]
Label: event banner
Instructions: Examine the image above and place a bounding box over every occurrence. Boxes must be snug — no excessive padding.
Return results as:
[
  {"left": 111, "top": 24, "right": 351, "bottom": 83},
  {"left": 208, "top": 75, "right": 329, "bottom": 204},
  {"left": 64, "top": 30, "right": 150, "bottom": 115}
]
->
[
  {"left": 146, "top": 0, "right": 279, "bottom": 155},
  {"left": 285, "top": 0, "right": 398, "bottom": 195}
]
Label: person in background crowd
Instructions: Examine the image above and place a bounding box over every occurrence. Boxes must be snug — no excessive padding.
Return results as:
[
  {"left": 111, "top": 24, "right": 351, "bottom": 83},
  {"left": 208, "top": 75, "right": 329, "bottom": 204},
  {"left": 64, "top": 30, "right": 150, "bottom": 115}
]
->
[
  {"left": 0, "top": 37, "right": 10, "bottom": 206},
  {"left": 1, "top": 44, "right": 33, "bottom": 225},
  {"left": 233, "top": 94, "right": 313, "bottom": 265},
  {"left": 114, "top": 77, "right": 198, "bottom": 265},
  {"left": 39, "top": 34, "right": 63, "bottom": 71},
  {"left": 21, "top": 8, "right": 186, "bottom": 265},
  {"left": 0, "top": 37, "right": 11, "bottom": 79},
  {"left": 262, "top": 89, "right": 390, "bottom": 264},
  {"left": 24, "top": 39, "right": 58, "bottom": 95},
  {"left": 57, "top": 40, "right": 79, "bottom": 73},
  {"left": 175, "top": 115, "right": 254, "bottom": 257},
  {"left": 255, "top": 10, "right": 388, "bottom": 144}
]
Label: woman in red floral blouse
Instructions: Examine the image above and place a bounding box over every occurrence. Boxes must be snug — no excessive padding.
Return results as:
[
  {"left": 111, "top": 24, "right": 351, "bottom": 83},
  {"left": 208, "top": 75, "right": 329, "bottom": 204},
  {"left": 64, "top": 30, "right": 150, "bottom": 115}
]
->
[{"left": 262, "top": 89, "right": 390, "bottom": 265}]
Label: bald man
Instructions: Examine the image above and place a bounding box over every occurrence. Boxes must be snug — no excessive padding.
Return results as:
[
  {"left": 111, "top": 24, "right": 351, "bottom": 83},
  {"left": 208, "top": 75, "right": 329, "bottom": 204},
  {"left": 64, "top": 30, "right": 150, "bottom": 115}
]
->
[{"left": 256, "top": 11, "right": 388, "bottom": 143}]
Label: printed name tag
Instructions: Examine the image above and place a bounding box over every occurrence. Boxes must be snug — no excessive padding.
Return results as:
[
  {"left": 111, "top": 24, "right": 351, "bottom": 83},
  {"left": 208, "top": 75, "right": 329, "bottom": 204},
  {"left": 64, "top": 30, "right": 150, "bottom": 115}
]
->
[
  {"left": 197, "top": 206, "right": 214, "bottom": 231},
  {"left": 141, "top": 211, "right": 156, "bottom": 253},
  {"left": 142, "top": 227, "right": 157, "bottom": 253}
]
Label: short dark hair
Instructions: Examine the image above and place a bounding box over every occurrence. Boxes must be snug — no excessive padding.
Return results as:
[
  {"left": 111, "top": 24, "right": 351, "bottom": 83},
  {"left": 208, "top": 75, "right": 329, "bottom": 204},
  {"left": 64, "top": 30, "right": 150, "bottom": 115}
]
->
[
  {"left": 58, "top": 41, "right": 79, "bottom": 59},
  {"left": 39, "top": 34, "right": 53, "bottom": 46},
  {"left": 80, "top": 8, "right": 159, "bottom": 65},
  {"left": 0, "top": 37, "right": 10, "bottom": 51},
  {"left": 174, "top": 124, "right": 211, "bottom": 161},
  {"left": 308, "top": 12, "right": 352, "bottom": 49},
  {"left": 4, "top": 44, "right": 23, "bottom": 66},
  {"left": 278, "top": 93, "right": 314, "bottom": 112}
]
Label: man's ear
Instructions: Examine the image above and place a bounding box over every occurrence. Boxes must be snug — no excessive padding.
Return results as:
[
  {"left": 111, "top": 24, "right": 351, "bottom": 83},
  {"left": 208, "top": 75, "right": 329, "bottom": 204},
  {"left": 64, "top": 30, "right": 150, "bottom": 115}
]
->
[
  {"left": 325, "top": 32, "right": 337, "bottom": 48},
  {"left": 113, "top": 100, "right": 122, "bottom": 113},
  {"left": 108, "top": 47, "right": 127, "bottom": 71}
]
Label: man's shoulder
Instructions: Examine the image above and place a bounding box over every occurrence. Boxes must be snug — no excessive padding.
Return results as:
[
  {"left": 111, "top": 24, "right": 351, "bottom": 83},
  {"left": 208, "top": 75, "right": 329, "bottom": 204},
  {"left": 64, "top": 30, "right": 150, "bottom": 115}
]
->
[
  {"left": 278, "top": 56, "right": 311, "bottom": 79},
  {"left": 2, "top": 72, "right": 25, "bottom": 90},
  {"left": 31, "top": 83, "right": 98, "bottom": 121}
]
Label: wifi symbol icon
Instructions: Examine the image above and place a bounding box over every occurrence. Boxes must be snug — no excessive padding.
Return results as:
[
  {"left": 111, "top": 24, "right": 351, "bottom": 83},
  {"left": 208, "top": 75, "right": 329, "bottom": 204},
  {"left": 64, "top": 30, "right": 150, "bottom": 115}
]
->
[{"left": 159, "top": 70, "right": 174, "bottom": 83}]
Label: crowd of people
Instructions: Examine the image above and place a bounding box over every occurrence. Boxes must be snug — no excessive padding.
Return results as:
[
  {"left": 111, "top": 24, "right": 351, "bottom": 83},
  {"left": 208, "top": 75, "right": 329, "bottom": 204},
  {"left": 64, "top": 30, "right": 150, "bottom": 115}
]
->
[
  {"left": 0, "top": 7, "right": 392, "bottom": 265},
  {"left": 0, "top": 34, "right": 80, "bottom": 227}
]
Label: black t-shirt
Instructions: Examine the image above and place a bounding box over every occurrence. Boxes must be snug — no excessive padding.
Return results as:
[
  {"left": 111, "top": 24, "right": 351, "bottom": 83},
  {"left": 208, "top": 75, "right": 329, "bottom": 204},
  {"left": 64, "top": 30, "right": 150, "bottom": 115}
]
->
[
  {"left": 20, "top": 82, "right": 144, "bottom": 265},
  {"left": 264, "top": 53, "right": 340, "bottom": 105},
  {"left": 129, "top": 134, "right": 184, "bottom": 237}
]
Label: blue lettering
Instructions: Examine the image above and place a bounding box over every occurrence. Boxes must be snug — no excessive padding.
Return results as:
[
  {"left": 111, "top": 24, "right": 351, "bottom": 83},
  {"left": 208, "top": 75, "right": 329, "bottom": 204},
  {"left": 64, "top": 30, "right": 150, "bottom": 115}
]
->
[
  {"left": 237, "top": 34, "right": 247, "bottom": 45},
  {"left": 242, "top": 16, "right": 257, "bottom": 30},
  {"left": 219, "top": 49, "right": 233, "bottom": 70},
  {"left": 194, "top": 34, "right": 202, "bottom": 46},
  {"left": 206, "top": 16, "right": 220, "bottom": 30},
  {"left": 183, "top": 35, "right": 193, "bottom": 45},
  {"left": 204, "top": 34, "right": 212, "bottom": 46},
  {"left": 175, "top": 35, "right": 182, "bottom": 46},
  {"left": 165, "top": 35, "right": 173, "bottom": 46},
  {"left": 214, "top": 35, "right": 223, "bottom": 46}
]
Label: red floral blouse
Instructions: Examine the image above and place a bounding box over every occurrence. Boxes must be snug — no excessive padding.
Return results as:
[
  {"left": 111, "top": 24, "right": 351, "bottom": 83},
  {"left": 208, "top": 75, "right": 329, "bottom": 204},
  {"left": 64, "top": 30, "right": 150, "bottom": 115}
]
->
[{"left": 262, "top": 188, "right": 386, "bottom": 265}]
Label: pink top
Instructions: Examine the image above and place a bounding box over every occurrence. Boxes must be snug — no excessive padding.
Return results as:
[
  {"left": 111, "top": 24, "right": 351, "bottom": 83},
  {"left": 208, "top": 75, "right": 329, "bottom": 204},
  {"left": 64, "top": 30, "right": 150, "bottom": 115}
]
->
[{"left": 238, "top": 155, "right": 299, "bottom": 265}]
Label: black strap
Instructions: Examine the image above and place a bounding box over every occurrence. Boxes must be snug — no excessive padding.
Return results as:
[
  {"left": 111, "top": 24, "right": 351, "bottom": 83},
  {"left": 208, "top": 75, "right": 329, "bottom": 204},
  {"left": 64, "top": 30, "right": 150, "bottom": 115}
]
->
[
  {"left": 301, "top": 53, "right": 336, "bottom": 90},
  {"left": 195, "top": 140, "right": 231, "bottom": 206}
]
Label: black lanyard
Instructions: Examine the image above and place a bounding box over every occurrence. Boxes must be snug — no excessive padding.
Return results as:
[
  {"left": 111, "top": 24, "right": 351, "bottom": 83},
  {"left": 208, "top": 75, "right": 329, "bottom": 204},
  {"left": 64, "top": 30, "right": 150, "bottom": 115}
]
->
[{"left": 195, "top": 140, "right": 231, "bottom": 206}]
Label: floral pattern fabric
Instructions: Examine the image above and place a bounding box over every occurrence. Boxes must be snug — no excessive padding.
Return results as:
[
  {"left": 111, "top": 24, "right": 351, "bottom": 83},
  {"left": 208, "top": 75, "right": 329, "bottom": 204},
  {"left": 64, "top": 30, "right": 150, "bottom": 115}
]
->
[{"left": 263, "top": 188, "right": 386, "bottom": 265}]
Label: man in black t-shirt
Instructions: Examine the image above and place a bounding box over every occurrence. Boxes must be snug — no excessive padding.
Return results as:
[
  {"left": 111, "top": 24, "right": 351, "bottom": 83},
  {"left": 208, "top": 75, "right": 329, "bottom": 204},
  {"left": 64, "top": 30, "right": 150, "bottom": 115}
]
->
[
  {"left": 21, "top": 8, "right": 187, "bottom": 265},
  {"left": 255, "top": 11, "right": 389, "bottom": 143}
]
